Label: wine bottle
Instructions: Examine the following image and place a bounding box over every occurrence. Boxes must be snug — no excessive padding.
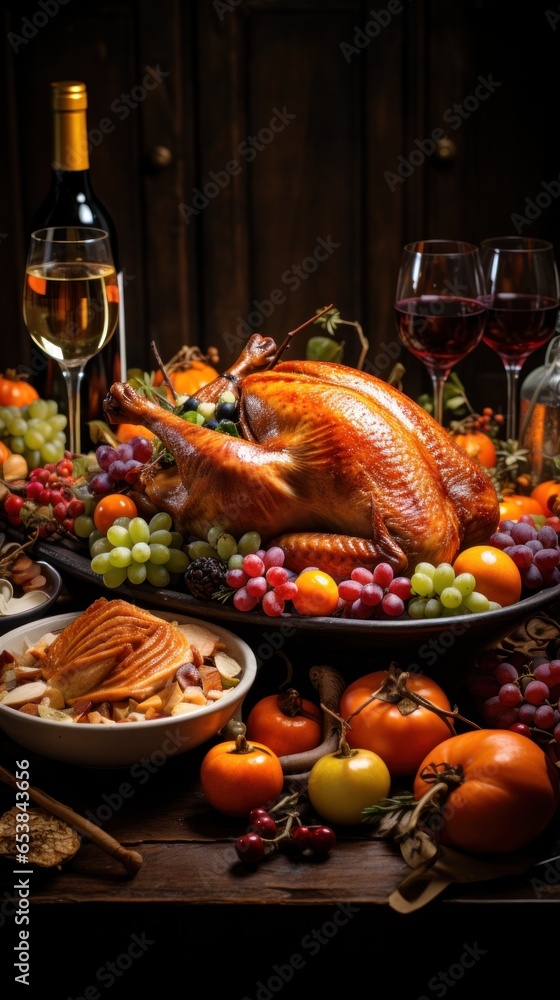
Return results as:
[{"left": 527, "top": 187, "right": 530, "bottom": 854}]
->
[{"left": 28, "top": 80, "right": 127, "bottom": 449}]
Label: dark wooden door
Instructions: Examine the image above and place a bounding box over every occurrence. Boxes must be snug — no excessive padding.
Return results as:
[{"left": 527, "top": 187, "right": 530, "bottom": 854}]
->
[{"left": 1, "top": 0, "right": 558, "bottom": 417}]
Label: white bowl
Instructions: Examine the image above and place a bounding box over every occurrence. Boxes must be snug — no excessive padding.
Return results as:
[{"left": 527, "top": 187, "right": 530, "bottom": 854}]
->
[{"left": 0, "top": 610, "right": 257, "bottom": 768}]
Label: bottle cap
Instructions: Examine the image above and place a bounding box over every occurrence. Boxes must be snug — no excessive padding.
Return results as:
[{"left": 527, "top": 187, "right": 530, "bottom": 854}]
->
[{"left": 51, "top": 81, "right": 88, "bottom": 112}]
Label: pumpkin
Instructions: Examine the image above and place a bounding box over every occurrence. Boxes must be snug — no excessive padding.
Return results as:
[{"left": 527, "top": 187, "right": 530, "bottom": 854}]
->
[
  {"left": 152, "top": 346, "right": 219, "bottom": 398},
  {"left": 0, "top": 371, "right": 39, "bottom": 408},
  {"left": 453, "top": 429, "right": 497, "bottom": 469}
]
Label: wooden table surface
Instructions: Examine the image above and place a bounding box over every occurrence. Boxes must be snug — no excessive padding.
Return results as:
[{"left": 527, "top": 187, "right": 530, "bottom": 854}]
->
[{"left": 1, "top": 582, "right": 559, "bottom": 997}]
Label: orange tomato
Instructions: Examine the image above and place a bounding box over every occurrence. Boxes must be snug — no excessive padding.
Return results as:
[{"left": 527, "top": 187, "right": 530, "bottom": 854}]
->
[
  {"left": 453, "top": 430, "right": 497, "bottom": 469},
  {"left": 199, "top": 735, "right": 284, "bottom": 817},
  {"left": 339, "top": 668, "right": 453, "bottom": 777},
  {"left": 0, "top": 373, "right": 39, "bottom": 407},
  {"left": 245, "top": 690, "right": 323, "bottom": 757},
  {"left": 115, "top": 423, "right": 157, "bottom": 444},
  {"left": 413, "top": 730, "right": 559, "bottom": 854},
  {"left": 0, "top": 441, "right": 11, "bottom": 464},
  {"left": 499, "top": 494, "right": 546, "bottom": 522},
  {"left": 452, "top": 544, "right": 522, "bottom": 607},
  {"left": 93, "top": 494, "right": 138, "bottom": 534},
  {"left": 292, "top": 569, "right": 340, "bottom": 617},
  {"left": 530, "top": 480, "right": 560, "bottom": 516}
]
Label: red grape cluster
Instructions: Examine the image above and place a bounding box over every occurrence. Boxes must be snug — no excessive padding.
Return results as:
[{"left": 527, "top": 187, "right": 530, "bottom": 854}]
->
[
  {"left": 3, "top": 458, "right": 86, "bottom": 536},
  {"left": 226, "top": 546, "right": 298, "bottom": 617},
  {"left": 337, "top": 563, "right": 413, "bottom": 619},
  {"left": 89, "top": 438, "right": 154, "bottom": 494},
  {"left": 489, "top": 514, "right": 560, "bottom": 591},
  {"left": 468, "top": 648, "right": 560, "bottom": 747},
  {"left": 234, "top": 805, "right": 336, "bottom": 866}
]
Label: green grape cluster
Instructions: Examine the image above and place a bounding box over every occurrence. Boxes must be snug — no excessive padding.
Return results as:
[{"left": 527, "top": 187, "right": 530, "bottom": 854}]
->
[
  {"left": 408, "top": 561, "right": 502, "bottom": 618},
  {"left": 186, "top": 525, "right": 262, "bottom": 570},
  {"left": 0, "top": 399, "right": 67, "bottom": 467},
  {"left": 89, "top": 512, "right": 189, "bottom": 589}
]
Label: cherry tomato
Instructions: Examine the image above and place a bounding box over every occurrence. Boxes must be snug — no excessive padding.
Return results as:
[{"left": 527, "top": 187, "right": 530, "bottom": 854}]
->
[
  {"left": 245, "top": 689, "right": 323, "bottom": 757},
  {"left": 93, "top": 494, "right": 138, "bottom": 534},
  {"left": 413, "top": 729, "right": 559, "bottom": 854},
  {"left": 199, "top": 734, "right": 284, "bottom": 818},
  {"left": 339, "top": 667, "right": 453, "bottom": 777},
  {"left": 307, "top": 742, "right": 391, "bottom": 825}
]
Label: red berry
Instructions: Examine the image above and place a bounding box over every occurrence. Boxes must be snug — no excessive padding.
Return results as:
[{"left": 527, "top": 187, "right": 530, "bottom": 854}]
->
[
  {"left": 66, "top": 498, "right": 85, "bottom": 518},
  {"left": 4, "top": 495, "right": 24, "bottom": 521},
  {"left": 234, "top": 833, "right": 265, "bottom": 864},
  {"left": 290, "top": 826, "right": 313, "bottom": 851},
  {"left": 53, "top": 502, "right": 68, "bottom": 523},
  {"left": 250, "top": 814, "right": 278, "bottom": 839},
  {"left": 311, "top": 826, "right": 336, "bottom": 855}
]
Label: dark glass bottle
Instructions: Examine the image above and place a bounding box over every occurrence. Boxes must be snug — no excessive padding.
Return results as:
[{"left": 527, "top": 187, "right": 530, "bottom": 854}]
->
[{"left": 29, "top": 80, "right": 127, "bottom": 449}]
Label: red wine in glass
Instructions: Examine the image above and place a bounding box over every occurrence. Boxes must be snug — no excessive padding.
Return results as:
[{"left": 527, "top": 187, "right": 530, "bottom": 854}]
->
[
  {"left": 394, "top": 241, "right": 487, "bottom": 424},
  {"left": 479, "top": 238, "right": 560, "bottom": 442}
]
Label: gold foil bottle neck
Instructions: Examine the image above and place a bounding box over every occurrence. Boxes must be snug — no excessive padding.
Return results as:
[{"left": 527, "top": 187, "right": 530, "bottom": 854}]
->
[{"left": 51, "top": 81, "right": 88, "bottom": 112}]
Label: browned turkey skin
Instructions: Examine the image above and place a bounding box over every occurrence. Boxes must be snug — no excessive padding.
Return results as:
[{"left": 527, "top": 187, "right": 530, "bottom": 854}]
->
[{"left": 104, "top": 335, "right": 500, "bottom": 579}]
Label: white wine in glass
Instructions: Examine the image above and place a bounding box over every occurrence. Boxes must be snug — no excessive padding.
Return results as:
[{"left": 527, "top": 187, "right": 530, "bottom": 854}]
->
[{"left": 23, "top": 226, "right": 119, "bottom": 455}]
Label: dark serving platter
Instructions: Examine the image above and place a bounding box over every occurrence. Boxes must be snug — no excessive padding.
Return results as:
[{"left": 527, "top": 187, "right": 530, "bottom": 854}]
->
[{"left": 35, "top": 540, "right": 560, "bottom": 666}]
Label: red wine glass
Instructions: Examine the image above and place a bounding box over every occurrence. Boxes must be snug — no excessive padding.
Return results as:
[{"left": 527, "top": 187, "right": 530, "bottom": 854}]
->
[
  {"left": 395, "top": 240, "right": 487, "bottom": 424},
  {"left": 479, "top": 236, "right": 560, "bottom": 442}
]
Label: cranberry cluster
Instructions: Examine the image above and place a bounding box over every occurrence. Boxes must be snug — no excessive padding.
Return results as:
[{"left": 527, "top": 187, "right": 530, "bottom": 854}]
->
[{"left": 234, "top": 798, "right": 336, "bottom": 866}]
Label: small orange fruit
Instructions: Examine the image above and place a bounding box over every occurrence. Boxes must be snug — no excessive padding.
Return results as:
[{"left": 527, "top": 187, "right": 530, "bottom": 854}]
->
[
  {"left": 0, "top": 440, "right": 11, "bottom": 464},
  {"left": 530, "top": 480, "right": 560, "bottom": 516},
  {"left": 452, "top": 545, "right": 522, "bottom": 608},
  {"left": 291, "top": 569, "right": 340, "bottom": 617},
  {"left": 499, "top": 494, "right": 546, "bottom": 522},
  {"left": 116, "top": 423, "right": 157, "bottom": 444},
  {"left": 93, "top": 494, "right": 139, "bottom": 534}
]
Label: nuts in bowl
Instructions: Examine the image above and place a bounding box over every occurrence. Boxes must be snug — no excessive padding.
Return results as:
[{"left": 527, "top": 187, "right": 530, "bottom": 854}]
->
[{"left": 0, "top": 598, "right": 257, "bottom": 767}]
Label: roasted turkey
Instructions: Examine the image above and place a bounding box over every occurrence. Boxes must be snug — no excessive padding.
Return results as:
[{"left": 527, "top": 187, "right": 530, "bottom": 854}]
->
[{"left": 104, "top": 334, "right": 500, "bottom": 578}]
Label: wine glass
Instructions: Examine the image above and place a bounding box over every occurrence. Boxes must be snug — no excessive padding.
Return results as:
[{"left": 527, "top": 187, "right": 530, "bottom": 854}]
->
[
  {"left": 23, "top": 226, "right": 119, "bottom": 456},
  {"left": 395, "top": 240, "right": 487, "bottom": 424},
  {"left": 479, "top": 236, "right": 560, "bottom": 442}
]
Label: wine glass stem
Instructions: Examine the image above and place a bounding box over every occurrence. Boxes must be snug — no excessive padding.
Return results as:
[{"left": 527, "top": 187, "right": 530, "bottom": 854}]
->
[
  {"left": 504, "top": 365, "right": 521, "bottom": 442},
  {"left": 430, "top": 372, "right": 446, "bottom": 425},
  {"left": 60, "top": 364, "right": 85, "bottom": 456}
]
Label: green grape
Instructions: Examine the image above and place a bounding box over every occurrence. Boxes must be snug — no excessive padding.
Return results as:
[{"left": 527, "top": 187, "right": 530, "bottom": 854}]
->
[
  {"left": 25, "top": 449, "right": 42, "bottom": 470},
  {"left": 74, "top": 514, "right": 96, "bottom": 539},
  {"left": 149, "top": 543, "right": 171, "bottom": 565},
  {"left": 103, "top": 566, "right": 128, "bottom": 589},
  {"left": 488, "top": 601, "right": 502, "bottom": 611},
  {"left": 410, "top": 572, "right": 434, "bottom": 598},
  {"left": 127, "top": 562, "right": 147, "bottom": 585},
  {"left": 454, "top": 572, "right": 476, "bottom": 597},
  {"left": 165, "top": 548, "right": 190, "bottom": 573},
  {"left": 197, "top": 401, "right": 216, "bottom": 421},
  {"left": 41, "top": 440, "right": 62, "bottom": 463},
  {"left": 432, "top": 563, "right": 456, "bottom": 594},
  {"left": 187, "top": 539, "right": 217, "bottom": 560},
  {"left": 219, "top": 390, "right": 236, "bottom": 405},
  {"left": 463, "top": 591, "right": 490, "bottom": 613},
  {"left": 109, "top": 546, "right": 133, "bottom": 568},
  {"left": 10, "top": 436, "right": 25, "bottom": 455},
  {"left": 37, "top": 420, "right": 55, "bottom": 441},
  {"left": 145, "top": 562, "right": 170, "bottom": 587},
  {"left": 27, "top": 399, "right": 49, "bottom": 420},
  {"left": 45, "top": 399, "right": 59, "bottom": 417},
  {"left": 90, "top": 536, "right": 112, "bottom": 557},
  {"left": 24, "top": 428, "right": 44, "bottom": 450},
  {"left": 408, "top": 597, "right": 427, "bottom": 619},
  {"left": 131, "top": 542, "right": 151, "bottom": 563},
  {"left": 49, "top": 413, "right": 67, "bottom": 432},
  {"left": 169, "top": 531, "right": 184, "bottom": 549},
  {"left": 216, "top": 532, "right": 238, "bottom": 561},
  {"left": 237, "top": 531, "right": 262, "bottom": 556},
  {"left": 8, "top": 417, "right": 27, "bottom": 437},
  {"left": 440, "top": 605, "right": 462, "bottom": 617},
  {"left": 228, "top": 553, "right": 244, "bottom": 570},
  {"left": 113, "top": 516, "right": 132, "bottom": 529},
  {"left": 149, "top": 512, "right": 173, "bottom": 533},
  {"left": 149, "top": 529, "right": 173, "bottom": 546},
  {"left": 107, "top": 525, "right": 132, "bottom": 548},
  {"left": 183, "top": 411, "right": 204, "bottom": 425},
  {"left": 91, "top": 552, "right": 112, "bottom": 575},
  {"left": 440, "top": 586, "right": 463, "bottom": 609},
  {"left": 424, "top": 598, "right": 444, "bottom": 618},
  {"left": 207, "top": 525, "right": 226, "bottom": 547},
  {"left": 414, "top": 561, "right": 436, "bottom": 579},
  {"left": 88, "top": 529, "right": 104, "bottom": 550}
]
